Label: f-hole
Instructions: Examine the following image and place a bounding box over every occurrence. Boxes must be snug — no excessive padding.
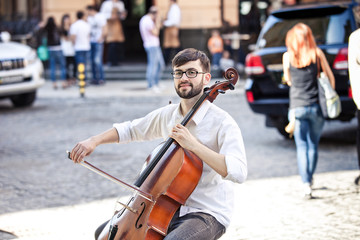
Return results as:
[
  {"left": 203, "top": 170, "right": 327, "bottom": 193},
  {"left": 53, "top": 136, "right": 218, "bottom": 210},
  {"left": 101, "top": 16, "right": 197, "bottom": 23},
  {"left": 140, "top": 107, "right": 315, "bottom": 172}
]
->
[{"left": 135, "top": 202, "right": 146, "bottom": 229}]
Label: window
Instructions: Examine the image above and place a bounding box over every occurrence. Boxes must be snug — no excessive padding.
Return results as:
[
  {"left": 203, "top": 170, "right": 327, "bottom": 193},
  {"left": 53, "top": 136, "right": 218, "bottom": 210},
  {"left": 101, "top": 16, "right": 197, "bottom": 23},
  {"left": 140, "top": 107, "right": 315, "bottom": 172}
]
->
[
  {"left": 0, "top": 0, "right": 41, "bottom": 35},
  {"left": 258, "top": 7, "right": 352, "bottom": 48}
]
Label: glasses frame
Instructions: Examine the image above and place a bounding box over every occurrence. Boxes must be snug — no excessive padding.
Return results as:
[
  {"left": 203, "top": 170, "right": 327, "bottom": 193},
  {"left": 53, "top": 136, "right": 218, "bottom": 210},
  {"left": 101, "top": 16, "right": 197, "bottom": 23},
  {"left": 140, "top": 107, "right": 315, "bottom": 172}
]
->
[{"left": 171, "top": 70, "right": 207, "bottom": 79}]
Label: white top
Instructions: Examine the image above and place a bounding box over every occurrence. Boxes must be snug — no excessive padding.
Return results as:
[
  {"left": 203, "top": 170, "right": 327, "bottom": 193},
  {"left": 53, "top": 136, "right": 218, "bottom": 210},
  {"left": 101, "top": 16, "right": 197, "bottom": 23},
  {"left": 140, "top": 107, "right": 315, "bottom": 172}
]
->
[
  {"left": 348, "top": 28, "right": 360, "bottom": 110},
  {"left": 113, "top": 100, "right": 247, "bottom": 228},
  {"left": 100, "top": 0, "right": 126, "bottom": 19},
  {"left": 88, "top": 13, "right": 107, "bottom": 43},
  {"left": 163, "top": 3, "right": 181, "bottom": 27},
  {"left": 61, "top": 38, "right": 75, "bottom": 56},
  {"left": 69, "top": 19, "right": 91, "bottom": 51},
  {"left": 139, "top": 14, "right": 160, "bottom": 48}
]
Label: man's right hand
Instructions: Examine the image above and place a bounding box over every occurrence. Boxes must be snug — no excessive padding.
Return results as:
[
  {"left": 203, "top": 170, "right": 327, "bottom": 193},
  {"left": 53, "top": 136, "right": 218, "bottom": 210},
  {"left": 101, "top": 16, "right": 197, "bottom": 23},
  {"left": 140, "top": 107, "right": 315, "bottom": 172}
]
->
[
  {"left": 70, "top": 138, "right": 97, "bottom": 163},
  {"left": 69, "top": 127, "right": 119, "bottom": 163}
]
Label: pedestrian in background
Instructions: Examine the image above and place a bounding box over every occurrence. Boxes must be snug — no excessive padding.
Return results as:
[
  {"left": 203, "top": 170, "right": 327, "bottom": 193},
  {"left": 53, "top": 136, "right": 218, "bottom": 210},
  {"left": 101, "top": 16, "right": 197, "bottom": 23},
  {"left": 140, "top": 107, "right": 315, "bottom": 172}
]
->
[
  {"left": 139, "top": 6, "right": 165, "bottom": 92},
  {"left": 207, "top": 30, "right": 223, "bottom": 70},
  {"left": 103, "top": 8, "right": 126, "bottom": 66},
  {"left": 282, "top": 23, "right": 335, "bottom": 198},
  {"left": 43, "top": 17, "right": 67, "bottom": 89},
  {"left": 348, "top": 28, "right": 360, "bottom": 185},
  {"left": 70, "top": 10, "right": 91, "bottom": 81},
  {"left": 163, "top": 0, "right": 181, "bottom": 65},
  {"left": 219, "top": 50, "right": 235, "bottom": 73},
  {"left": 87, "top": 5, "right": 107, "bottom": 85},
  {"left": 60, "top": 14, "right": 76, "bottom": 86}
]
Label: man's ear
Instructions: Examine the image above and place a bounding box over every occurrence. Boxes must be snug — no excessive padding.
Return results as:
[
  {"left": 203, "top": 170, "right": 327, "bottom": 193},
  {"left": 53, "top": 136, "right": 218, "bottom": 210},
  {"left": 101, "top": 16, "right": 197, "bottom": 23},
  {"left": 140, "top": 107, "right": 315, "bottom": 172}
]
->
[{"left": 203, "top": 72, "right": 211, "bottom": 85}]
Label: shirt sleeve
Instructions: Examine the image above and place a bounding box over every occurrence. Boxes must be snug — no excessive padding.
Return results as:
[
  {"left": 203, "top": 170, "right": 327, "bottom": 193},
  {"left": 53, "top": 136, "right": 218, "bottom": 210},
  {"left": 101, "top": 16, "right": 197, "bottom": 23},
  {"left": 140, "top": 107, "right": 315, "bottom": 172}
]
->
[
  {"left": 217, "top": 115, "right": 247, "bottom": 183},
  {"left": 113, "top": 106, "right": 167, "bottom": 143}
]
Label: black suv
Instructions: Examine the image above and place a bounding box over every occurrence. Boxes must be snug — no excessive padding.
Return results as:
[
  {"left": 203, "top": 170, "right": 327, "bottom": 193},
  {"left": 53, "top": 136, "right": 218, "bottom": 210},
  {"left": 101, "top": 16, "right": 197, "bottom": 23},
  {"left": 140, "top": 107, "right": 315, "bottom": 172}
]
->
[{"left": 244, "top": 1, "right": 358, "bottom": 137}]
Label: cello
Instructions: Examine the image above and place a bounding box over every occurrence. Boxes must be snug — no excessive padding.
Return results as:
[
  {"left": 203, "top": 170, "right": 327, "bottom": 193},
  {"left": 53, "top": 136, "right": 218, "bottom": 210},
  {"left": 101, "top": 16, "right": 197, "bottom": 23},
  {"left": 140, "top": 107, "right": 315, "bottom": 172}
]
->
[{"left": 68, "top": 68, "right": 239, "bottom": 240}]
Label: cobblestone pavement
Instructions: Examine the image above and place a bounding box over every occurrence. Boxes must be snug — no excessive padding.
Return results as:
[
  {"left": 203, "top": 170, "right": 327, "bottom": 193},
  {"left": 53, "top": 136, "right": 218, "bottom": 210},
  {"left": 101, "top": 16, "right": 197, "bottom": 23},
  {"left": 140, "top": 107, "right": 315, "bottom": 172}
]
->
[
  {"left": 0, "top": 170, "right": 358, "bottom": 240},
  {"left": 0, "top": 80, "right": 359, "bottom": 239}
]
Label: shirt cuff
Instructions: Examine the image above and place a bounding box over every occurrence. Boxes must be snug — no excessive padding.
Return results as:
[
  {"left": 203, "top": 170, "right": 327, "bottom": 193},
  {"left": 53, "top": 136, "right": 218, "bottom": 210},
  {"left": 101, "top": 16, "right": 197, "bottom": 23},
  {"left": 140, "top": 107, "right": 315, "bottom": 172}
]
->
[
  {"left": 113, "top": 121, "right": 132, "bottom": 143},
  {"left": 223, "top": 155, "right": 247, "bottom": 183}
]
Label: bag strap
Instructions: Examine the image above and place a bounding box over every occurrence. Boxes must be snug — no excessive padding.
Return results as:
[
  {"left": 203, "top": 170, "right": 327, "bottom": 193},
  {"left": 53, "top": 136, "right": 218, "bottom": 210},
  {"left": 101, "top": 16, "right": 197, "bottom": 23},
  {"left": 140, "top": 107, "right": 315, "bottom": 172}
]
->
[
  {"left": 316, "top": 48, "right": 323, "bottom": 78},
  {"left": 316, "top": 49, "right": 327, "bottom": 78},
  {"left": 317, "top": 55, "right": 320, "bottom": 78}
]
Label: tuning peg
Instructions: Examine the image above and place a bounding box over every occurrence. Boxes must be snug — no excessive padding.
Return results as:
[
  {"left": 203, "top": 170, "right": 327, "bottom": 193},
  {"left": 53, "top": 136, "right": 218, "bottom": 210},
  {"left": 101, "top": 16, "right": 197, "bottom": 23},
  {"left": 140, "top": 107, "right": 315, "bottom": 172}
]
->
[
  {"left": 217, "top": 89, "right": 225, "bottom": 94},
  {"left": 228, "top": 84, "right": 235, "bottom": 90}
]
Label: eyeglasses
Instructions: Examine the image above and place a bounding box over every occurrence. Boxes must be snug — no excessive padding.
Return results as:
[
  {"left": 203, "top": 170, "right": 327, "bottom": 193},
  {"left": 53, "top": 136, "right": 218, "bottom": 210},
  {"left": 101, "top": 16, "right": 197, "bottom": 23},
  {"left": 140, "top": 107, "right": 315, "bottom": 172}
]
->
[{"left": 171, "top": 70, "right": 206, "bottom": 79}]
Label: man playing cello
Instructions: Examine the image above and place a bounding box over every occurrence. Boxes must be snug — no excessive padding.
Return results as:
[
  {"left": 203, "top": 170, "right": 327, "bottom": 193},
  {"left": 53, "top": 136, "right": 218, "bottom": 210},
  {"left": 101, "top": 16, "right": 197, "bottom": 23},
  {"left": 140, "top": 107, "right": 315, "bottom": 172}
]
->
[{"left": 70, "top": 48, "right": 247, "bottom": 240}]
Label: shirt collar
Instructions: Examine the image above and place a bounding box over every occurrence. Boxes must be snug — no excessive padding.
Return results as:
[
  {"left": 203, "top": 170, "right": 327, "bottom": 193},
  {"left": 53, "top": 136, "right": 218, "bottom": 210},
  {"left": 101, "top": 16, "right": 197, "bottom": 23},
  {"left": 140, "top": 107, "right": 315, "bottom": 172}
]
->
[
  {"left": 175, "top": 100, "right": 211, "bottom": 126},
  {"left": 192, "top": 100, "right": 211, "bottom": 125}
]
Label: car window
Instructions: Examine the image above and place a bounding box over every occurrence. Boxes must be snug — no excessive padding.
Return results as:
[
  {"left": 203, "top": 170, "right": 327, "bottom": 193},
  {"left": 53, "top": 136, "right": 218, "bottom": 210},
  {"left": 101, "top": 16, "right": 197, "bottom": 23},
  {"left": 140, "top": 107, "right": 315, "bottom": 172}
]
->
[{"left": 257, "top": 7, "right": 352, "bottom": 48}]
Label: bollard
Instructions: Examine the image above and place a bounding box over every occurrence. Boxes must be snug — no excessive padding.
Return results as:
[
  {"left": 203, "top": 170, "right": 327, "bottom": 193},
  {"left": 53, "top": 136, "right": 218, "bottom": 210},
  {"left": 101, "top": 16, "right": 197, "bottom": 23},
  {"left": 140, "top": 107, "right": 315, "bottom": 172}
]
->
[{"left": 77, "top": 63, "right": 86, "bottom": 97}]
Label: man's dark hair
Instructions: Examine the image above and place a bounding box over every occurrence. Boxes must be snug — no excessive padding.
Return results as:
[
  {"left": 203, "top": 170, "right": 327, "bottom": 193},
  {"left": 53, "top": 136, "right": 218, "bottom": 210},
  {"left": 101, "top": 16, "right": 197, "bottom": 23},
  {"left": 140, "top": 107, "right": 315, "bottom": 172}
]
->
[
  {"left": 172, "top": 48, "right": 210, "bottom": 72},
  {"left": 77, "top": 11, "right": 84, "bottom": 20}
]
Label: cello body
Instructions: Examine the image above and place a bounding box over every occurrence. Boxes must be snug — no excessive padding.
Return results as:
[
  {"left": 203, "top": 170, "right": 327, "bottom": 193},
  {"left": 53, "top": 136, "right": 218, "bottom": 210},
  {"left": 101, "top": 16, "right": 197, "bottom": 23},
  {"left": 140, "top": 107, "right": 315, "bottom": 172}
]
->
[{"left": 98, "top": 142, "right": 203, "bottom": 240}]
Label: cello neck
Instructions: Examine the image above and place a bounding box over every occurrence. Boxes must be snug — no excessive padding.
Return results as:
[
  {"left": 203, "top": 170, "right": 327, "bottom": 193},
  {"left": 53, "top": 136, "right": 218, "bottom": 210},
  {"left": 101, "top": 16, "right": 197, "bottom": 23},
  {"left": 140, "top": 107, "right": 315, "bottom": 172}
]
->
[{"left": 134, "top": 92, "right": 209, "bottom": 187}]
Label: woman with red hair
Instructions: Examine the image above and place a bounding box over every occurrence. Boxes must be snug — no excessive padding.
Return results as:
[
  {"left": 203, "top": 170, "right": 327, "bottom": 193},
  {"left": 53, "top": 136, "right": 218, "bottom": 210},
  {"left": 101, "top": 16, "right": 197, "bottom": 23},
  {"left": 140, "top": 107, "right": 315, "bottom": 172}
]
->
[{"left": 282, "top": 23, "right": 335, "bottom": 198}]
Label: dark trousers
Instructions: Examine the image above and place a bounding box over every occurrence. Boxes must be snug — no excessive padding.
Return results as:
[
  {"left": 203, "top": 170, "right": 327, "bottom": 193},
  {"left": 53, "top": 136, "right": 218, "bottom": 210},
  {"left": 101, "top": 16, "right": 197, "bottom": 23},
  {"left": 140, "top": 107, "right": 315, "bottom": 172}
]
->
[
  {"left": 65, "top": 56, "right": 76, "bottom": 79},
  {"left": 75, "top": 50, "right": 89, "bottom": 80},
  {"left": 164, "top": 47, "right": 181, "bottom": 65},
  {"left": 107, "top": 42, "right": 124, "bottom": 66}
]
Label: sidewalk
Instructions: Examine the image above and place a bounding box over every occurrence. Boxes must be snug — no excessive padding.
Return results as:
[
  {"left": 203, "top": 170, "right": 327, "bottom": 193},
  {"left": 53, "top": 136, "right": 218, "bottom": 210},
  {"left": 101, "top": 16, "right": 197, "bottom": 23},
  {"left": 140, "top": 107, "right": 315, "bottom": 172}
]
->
[
  {"left": 0, "top": 170, "right": 359, "bottom": 240},
  {"left": 37, "top": 80, "right": 178, "bottom": 99},
  {"left": 36, "top": 78, "right": 241, "bottom": 99}
]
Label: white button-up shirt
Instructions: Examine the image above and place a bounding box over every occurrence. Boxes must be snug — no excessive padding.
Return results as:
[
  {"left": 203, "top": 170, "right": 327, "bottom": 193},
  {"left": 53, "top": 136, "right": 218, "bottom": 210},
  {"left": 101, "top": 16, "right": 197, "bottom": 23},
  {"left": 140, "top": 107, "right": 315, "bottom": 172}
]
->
[
  {"left": 163, "top": 3, "right": 181, "bottom": 27},
  {"left": 100, "top": 0, "right": 126, "bottom": 20},
  {"left": 113, "top": 100, "right": 247, "bottom": 228},
  {"left": 69, "top": 19, "right": 91, "bottom": 51}
]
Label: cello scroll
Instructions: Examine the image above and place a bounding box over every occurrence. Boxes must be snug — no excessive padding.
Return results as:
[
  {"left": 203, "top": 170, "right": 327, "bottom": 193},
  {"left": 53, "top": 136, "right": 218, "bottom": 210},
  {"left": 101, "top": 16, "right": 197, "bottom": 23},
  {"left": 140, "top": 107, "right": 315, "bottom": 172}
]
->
[{"left": 205, "top": 67, "right": 239, "bottom": 102}]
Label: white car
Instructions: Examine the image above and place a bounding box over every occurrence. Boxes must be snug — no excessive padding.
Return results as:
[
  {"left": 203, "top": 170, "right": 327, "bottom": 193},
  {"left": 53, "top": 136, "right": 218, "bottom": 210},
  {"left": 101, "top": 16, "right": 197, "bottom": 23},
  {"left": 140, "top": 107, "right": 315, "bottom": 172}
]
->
[{"left": 0, "top": 32, "right": 45, "bottom": 107}]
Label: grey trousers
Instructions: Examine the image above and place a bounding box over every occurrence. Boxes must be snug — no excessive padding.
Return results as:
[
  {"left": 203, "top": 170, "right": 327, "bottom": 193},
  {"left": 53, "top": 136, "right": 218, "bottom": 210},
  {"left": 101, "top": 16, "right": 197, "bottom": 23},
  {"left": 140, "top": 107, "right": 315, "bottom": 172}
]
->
[{"left": 164, "top": 210, "right": 226, "bottom": 240}]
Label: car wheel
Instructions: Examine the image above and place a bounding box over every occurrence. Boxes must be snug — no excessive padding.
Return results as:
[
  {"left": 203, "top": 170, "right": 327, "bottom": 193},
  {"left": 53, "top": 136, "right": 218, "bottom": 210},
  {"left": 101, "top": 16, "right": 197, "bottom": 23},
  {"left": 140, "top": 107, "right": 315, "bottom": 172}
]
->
[{"left": 10, "top": 91, "right": 36, "bottom": 107}]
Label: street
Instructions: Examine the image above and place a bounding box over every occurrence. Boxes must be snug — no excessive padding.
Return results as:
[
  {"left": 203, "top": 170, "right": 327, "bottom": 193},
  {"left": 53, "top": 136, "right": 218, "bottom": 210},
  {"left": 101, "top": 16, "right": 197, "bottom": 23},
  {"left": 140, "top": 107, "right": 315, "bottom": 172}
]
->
[{"left": 0, "top": 79, "right": 359, "bottom": 239}]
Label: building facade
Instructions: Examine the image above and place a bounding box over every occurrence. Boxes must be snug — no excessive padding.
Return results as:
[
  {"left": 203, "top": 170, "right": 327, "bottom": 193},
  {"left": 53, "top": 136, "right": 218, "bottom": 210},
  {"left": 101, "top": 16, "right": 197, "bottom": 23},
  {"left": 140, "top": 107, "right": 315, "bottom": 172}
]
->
[{"left": 0, "top": 0, "right": 326, "bottom": 61}]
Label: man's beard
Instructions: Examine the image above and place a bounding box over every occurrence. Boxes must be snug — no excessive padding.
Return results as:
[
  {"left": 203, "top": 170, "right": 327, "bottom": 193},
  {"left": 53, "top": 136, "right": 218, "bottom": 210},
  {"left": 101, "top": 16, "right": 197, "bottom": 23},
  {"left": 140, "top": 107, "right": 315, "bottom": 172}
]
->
[{"left": 175, "top": 82, "right": 203, "bottom": 99}]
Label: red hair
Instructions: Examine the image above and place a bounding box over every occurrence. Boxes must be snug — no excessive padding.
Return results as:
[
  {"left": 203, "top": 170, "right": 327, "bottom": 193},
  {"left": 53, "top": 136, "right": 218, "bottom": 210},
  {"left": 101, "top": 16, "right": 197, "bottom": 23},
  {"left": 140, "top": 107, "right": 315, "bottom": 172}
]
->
[{"left": 285, "top": 23, "right": 317, "bottom": 68}]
